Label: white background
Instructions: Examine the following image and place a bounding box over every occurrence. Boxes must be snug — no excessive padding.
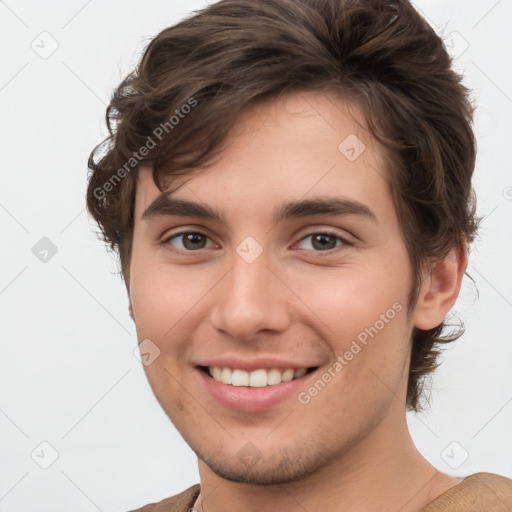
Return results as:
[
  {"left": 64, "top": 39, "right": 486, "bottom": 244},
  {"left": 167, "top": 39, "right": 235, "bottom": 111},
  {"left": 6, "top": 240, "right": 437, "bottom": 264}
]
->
[{"left": 1, "top": 1, "right": 511, "bottom": 511}]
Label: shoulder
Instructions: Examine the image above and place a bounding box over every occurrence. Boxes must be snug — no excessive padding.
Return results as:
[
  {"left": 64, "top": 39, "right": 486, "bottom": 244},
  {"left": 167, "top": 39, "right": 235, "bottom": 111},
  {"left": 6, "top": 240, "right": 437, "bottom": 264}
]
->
[
  {"left": 423, "top": 472, "right": 512, "bottom": 511},
  {"left": 127, "top": 484, "right": 201, "bottom": 512}
]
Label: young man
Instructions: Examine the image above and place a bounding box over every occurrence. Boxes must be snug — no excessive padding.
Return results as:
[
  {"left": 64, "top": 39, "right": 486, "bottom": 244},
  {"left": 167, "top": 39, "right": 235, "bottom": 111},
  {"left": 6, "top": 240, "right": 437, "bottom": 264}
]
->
[{"left": 87, "top": 0, "right": 512, "bottom": 510}]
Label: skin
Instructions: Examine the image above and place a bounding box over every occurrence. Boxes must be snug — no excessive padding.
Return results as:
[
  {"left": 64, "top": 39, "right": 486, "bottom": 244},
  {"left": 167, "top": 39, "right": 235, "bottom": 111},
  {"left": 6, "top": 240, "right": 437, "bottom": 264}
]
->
[{"left": 128, "top": 90, "right": 467, "bottom": 512}]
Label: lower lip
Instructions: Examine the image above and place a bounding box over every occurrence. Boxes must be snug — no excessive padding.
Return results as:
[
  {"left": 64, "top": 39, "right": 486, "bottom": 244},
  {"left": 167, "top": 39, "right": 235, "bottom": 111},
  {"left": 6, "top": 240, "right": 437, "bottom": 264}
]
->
[{"left": 196, "top": 368, "right": 317, "bottom": 412}]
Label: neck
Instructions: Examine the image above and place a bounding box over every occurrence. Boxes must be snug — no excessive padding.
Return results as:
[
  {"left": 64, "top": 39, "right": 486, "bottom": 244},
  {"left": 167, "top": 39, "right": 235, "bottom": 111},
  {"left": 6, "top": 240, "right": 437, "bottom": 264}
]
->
[{"left": 194, "top": 409, "right": 459, "bottom": 512}]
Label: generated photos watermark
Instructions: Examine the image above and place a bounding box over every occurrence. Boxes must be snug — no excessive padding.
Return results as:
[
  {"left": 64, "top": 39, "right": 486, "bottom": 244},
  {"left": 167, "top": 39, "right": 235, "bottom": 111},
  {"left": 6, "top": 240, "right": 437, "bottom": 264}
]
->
[
  {"left": 93, "top": 97, "right": 198, "bottom": 200},
  {"left": 297, "top": 301, "right": 403, "bottom": 405}
]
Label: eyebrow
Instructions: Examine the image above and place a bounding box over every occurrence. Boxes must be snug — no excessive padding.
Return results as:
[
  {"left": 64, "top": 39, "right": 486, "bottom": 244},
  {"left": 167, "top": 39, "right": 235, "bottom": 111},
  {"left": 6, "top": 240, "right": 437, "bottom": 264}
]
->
[{"left": 141, "top": 194, "right": 378, "bottom": 226}]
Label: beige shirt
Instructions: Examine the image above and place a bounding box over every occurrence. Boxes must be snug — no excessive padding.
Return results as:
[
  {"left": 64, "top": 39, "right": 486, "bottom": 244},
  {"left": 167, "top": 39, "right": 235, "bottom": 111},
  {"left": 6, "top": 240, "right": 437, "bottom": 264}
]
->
[{"left": 128, "top": 472, "right": 512, "bottom": 511}]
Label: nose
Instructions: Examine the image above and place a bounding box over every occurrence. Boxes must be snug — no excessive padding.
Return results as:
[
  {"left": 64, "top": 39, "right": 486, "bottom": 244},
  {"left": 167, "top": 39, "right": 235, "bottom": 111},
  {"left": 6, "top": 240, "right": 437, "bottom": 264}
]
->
[{"left": 208, "top": 248, "right": 291, "bottom": 341}]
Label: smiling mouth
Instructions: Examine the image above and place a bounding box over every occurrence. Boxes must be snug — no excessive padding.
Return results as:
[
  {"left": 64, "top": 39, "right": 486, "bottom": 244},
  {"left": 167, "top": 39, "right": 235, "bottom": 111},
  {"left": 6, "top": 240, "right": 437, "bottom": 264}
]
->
[{"left": 198, "top": 366, "right": 318, "bottom": 387}]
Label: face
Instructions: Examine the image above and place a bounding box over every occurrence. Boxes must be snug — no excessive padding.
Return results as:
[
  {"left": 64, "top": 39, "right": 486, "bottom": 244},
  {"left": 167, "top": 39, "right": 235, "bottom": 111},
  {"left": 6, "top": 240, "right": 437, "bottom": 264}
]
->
[{"left": 129, "top": 91, "right": 419, "bottom": 485}]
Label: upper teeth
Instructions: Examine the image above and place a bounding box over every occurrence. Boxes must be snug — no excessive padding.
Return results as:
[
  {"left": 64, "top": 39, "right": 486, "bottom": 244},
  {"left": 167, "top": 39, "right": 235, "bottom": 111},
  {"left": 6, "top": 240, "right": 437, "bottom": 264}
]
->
[{"left": 208, "top": 367, "right": 308, "bottom": 387}]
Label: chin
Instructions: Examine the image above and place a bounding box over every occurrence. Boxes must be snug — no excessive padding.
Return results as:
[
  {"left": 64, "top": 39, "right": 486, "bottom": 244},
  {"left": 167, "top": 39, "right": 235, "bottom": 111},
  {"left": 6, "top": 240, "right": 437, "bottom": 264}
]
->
[{"left": 193, "top": 438, "right": 344, "bottom": 486}]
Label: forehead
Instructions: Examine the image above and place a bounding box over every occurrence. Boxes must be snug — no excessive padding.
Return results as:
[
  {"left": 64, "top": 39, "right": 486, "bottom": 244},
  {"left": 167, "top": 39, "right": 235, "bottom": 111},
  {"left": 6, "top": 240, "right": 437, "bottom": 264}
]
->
[{"left": 134, "top": 90, "right": 391, "bottom": 221}]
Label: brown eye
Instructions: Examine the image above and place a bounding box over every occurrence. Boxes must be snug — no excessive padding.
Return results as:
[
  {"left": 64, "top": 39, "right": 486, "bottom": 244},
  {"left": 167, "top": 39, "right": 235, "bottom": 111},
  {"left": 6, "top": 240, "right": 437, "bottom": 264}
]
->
[
  {"left": 311, "top": 233, "right": 338, "bottom": 250},
  {"left": 164, "top": 232, "right": 212, "bottom": 251},
  {"left": 296, "top": 232, "right": 350, "bottom": 252}
]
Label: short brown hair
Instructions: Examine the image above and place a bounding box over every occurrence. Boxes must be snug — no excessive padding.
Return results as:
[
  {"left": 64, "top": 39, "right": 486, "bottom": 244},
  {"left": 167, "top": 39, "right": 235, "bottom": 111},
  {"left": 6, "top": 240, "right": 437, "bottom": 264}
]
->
[{"left": 86, "top": 0, "right": 480, "bottom": 411}]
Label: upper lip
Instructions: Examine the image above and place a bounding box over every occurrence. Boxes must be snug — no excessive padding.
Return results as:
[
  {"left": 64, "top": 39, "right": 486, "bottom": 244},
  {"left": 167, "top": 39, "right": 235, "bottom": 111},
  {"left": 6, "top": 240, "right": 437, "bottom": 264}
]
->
[{"left": 196, "top": 356, "right": 319, "bottom": 372}]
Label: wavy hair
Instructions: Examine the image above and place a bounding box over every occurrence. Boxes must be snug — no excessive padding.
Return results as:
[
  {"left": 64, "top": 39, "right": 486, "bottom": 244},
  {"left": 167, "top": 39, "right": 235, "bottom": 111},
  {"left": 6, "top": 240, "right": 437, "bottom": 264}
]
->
[{"left": 87, "top": 0, "right": 480, "bottom": 411}]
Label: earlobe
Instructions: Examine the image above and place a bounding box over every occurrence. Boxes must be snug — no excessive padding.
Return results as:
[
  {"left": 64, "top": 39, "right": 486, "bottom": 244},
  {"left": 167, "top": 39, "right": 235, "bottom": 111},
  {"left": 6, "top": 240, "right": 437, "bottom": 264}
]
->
[{"left": 413, "top": 241, "right": 468, "bottom": 331}]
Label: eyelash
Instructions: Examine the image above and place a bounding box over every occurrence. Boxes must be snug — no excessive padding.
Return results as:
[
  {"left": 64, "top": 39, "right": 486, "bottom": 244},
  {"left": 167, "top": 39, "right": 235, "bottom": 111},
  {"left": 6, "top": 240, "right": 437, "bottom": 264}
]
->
[{"left": 162, "top": 230, "right": 352, "bottom": 256}]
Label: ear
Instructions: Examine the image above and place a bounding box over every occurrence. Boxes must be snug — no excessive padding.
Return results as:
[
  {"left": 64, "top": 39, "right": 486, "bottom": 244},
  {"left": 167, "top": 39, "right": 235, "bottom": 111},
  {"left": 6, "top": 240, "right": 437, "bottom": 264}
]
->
[
  {"left": 128, "top": 297, "right": 135, "bottom": 321},
  {"left": 125, "top": 272, "right": 134, "bottom": 321},
  {"left": 413, "top": 240, "right": 468, "bottom": 330}
]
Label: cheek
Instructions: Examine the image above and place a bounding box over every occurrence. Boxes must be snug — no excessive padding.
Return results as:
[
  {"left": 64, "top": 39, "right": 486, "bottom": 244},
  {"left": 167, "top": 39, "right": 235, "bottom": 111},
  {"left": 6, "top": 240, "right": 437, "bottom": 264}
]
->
[
  {"left": 297, "top": 296, "right": 410, "bottom": 427},
  {"left": 293, "top": 257, "right": 409, "bottom": 339},
  {"left": 290, "top": 254, "right": 412, "bottom": 398},
  {"left": 129, "top": 247, "right": 215, "bottom": 340}
]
